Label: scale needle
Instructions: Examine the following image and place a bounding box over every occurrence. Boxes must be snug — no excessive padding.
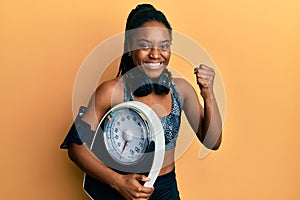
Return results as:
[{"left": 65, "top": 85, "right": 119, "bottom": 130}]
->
[{"left": 121, "top": 141, "right": 128, "bottom": 154}]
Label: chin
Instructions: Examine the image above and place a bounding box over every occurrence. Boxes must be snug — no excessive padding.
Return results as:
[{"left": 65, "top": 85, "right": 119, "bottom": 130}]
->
[
  {"left": 143, "top": 70, "right": 164, "bottom": 79},
  {"left": 142, "top": 65, "right": 166, "bottom": 79}
]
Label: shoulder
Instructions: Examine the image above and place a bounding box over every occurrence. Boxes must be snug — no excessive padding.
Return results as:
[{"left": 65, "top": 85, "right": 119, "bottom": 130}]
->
[
  {"left": 173, "top": 77, "right": 196, "bottom": 95},
  {"left": 94, "top": 77, "right": 124, "bottom": 106},
  {"left": 93, "top": 77, "right": 124, "bottom": 113},
  {"left": 95, "top": 78, "right": 121, "bottom": 95},
  {"left": 82, "top": 77, "right": 123, "bottom": 128},
  {"left": 173, "top": 77, "right": 192, "bottom": 88},
  {"left": 173, "top": 77, "right": 198, "bottom": 106}
]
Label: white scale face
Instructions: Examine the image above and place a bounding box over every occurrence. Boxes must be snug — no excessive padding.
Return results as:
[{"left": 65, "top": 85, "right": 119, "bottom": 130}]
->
[{"left": 103, "top": 108, "right": 150, "bottom": 165}]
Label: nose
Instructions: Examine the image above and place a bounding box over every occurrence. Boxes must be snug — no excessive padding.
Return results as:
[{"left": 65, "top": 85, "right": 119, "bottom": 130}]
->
[{"left": 149, "top": 48, "right": 161, "bottom": 59}]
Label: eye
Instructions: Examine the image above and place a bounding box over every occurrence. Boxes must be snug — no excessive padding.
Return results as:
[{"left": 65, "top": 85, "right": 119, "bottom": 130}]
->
[
  {"left": 138, "top": 43, "right": 152, "bottom": 50},
  {"left": 160, "top": 43, "right": 170, "bottom": 51}
]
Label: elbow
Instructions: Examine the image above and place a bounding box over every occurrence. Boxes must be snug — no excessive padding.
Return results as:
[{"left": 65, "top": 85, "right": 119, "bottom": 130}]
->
[
  {"left": 212, "top": 135, "right": 222, "bottom": 150},
  {"left": 211, "top": 143, "right": 221, "bottom": 151},
  {"left": 67, "top": 143, "right": 81, "bottom": 162},
  {"left": 67, "top": 145, "right": 75, "bottom": 162},
  {"left": 202, "top": 132, "right": 222, "bottom": 151},
  {"left": 203, "top": 143, "right": 221, "bottom": 151}
]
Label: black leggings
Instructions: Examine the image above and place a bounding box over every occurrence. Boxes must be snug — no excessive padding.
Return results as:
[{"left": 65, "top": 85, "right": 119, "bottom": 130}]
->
[
  {"left": 150, "top": 169, "right": 180, "bottom": 200},
  {"left": 84, "top": 169, "right": 180, "bottom": 200}
]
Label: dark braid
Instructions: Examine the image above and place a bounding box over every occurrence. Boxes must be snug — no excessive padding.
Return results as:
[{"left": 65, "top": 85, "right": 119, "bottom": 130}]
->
[{"left": 117, "top": 4, "right": 172, "bottom": 76}]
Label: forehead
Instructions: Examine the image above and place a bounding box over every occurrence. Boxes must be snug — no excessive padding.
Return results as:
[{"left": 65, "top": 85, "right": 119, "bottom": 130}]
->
[{"left": 131, "top": 21, "right": 171, "bottom": 42}]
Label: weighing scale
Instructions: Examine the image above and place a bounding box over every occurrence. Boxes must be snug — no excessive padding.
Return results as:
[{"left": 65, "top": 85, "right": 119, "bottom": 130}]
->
[{"left": 83, "top": 101, "right": 165, "bottom": 199}]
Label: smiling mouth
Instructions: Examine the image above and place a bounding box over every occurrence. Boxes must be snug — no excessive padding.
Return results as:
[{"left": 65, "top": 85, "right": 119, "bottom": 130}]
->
[{"left": 143, "top": 62, "right": 163, "bottom": 69}]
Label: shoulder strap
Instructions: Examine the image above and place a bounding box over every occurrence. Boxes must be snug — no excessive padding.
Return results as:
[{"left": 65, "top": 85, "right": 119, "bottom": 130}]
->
[
  {"left": 170, "top": 80, "right": 183, "bottom": 110},
  {"left": 123, "top": 75, "right": 134, "bottom": 101}
]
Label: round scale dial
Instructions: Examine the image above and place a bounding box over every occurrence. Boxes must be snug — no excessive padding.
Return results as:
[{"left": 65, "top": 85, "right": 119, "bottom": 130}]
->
[{"left": 103, "top": 108, "right": 149, "bottom": 165}]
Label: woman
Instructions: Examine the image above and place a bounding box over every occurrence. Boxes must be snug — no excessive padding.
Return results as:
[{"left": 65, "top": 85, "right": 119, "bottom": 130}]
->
[{"left": 61, "top": 4, "right": 222, "bottom": 200}]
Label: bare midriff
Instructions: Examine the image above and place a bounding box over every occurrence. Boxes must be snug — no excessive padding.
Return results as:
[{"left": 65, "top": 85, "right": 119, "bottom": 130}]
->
[{"left": 158, "top": 149, "right": 175, "bottom": 176}]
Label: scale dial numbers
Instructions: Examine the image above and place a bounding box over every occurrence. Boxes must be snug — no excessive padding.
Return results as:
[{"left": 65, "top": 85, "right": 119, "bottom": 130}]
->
[{"left": 103, "top": 108, "right": 149, "bottom": 165}]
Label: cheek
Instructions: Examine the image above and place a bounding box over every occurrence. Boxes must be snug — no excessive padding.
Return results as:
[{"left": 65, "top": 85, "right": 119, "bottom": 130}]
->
[
  {"left": 132, "top": 51, "right": 147, "bottom": 65},
  {"left": 131, "top": 54, "right": 141, "bottom": 66},
  {"left": 162, "top": 51, "right": 171, "bottom": 63},
  {"left": 131, "top": 55, "right": 139, "bottom": 66}
]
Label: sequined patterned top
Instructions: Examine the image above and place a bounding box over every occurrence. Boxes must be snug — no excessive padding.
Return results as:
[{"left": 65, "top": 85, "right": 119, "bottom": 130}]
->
[{"left": 123, "top": 76, "right": 182, "bottom": 150}]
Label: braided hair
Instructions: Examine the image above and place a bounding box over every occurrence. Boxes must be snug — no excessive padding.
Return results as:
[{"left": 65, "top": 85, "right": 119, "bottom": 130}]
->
[{"left": 117, "top": 4, "right": 172, "bottom": 76}]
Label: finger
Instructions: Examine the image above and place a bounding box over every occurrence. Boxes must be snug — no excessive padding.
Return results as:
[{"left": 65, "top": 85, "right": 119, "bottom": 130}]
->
[
  {"left": 135, "top": 174, "right": 150, "bottom": 182},
  {"left": 194, "top": 64, "right": 207, "bottom": 71},
  {"left": 194, "top": 69, "right": 214, "bottom": 78},
  {"left": 195, "top": 72, "right": 213, "bottom": 79},
  {"left": 196, "top": 74, "right": 209, "bottom": 82},
  {"left": 140, "top": 186, "right": 154, "bottom": 194},
  {"left": 132, "top": 186, "right": 153, "bottom": 200},
  {"left": 196, "top": 64, "right": 215, "bottom": 73},
  {"left": 196, "top": 75, "right": 209, "bottom": 86},
  {"left": 198, "top": 80, "right": 209, "bottom": 88},
  {"left": 198, "top": 69, "right": 214, "bottom": 76},
  {"left": 133, "top": 191, "right": 153, "bottom": 199},
  {"left": 199, "top": 64, "right": 212, "bottom": 70}
]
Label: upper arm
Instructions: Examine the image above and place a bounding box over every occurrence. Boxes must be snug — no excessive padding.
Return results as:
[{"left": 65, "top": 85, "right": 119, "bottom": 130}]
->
[
  {"left": 81, "top": 78, "right": 123, "bottom": 130},
  {"left": 174, "top": 78, "right": 204, "bottom": 134}
]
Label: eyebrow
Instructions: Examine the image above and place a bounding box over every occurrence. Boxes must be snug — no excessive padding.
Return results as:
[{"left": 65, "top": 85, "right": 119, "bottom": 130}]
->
[{"left": 136, "top": 39, "right": 171, "bottom": 43}]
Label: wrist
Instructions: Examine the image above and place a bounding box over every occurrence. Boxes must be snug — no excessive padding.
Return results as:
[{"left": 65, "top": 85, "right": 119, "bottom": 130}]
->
[
  {"left": 109, "top": 172, "right": 122, "bottom": 190},
  {"left": 203, "top": 93, "right": 215, "bottom": 103}
]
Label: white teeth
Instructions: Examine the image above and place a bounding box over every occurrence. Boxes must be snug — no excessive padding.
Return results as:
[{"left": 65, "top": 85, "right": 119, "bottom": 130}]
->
[{"left": 146, "top": 62, "right": 161, "bottom": 67}]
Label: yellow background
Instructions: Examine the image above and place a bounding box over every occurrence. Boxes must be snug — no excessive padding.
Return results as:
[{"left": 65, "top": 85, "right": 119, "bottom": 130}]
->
[{"left": 1, "top": 0, "right": 299, "bottom": 199}]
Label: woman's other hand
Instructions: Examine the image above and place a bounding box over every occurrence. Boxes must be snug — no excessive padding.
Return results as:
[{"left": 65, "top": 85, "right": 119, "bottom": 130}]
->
[
  {"left": 112, "top": 173, "right": 154, "bottom": 200},
  {"left": 194, "top": 64, "right": 215, "bottom": 100}
]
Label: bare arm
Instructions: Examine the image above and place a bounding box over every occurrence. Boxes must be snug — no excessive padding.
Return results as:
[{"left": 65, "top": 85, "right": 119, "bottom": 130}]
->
[
  {"left": 177, "top": 65, "right": 222, "bottom": 150},
  {"left": 68, "top": 79, "right": 154, "bottom": 199}
]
